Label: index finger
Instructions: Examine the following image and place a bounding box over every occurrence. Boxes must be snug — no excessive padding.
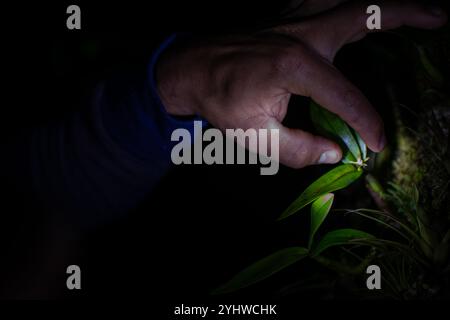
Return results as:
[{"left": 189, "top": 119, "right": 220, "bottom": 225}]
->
[
  {"left": 276, "top": 44, "right": 385, "bottom": 152},
  {"left": 277, "top": 0, "right": 448, "bottom": 61}
]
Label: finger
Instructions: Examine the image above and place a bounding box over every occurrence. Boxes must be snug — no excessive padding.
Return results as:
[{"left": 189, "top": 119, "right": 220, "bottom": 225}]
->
[
  {"left": 276, "top": 45, "right": 385, "bottom": 152},
  {"left": 278, "top": 0, "right": 448, "bottom": 60},
  {"left": 268, "top": 118, "right": 342, "bottom": 168}
]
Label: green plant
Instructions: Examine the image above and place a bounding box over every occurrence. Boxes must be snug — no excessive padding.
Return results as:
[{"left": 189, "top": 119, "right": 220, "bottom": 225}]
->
[
  {"left": 213, "top": 102, "right": 374, "bottom": 295},
  {"left": 340, "top": 40, "right": 450, "bottom": 298},
  {"left": 212, "top": 28, "right": 450, "bottom": 299}
]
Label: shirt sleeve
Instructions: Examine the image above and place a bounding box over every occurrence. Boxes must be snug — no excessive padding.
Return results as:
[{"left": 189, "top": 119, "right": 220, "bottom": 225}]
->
[{"left": 12, "top": 34, "right": 205, "bottom": 229}]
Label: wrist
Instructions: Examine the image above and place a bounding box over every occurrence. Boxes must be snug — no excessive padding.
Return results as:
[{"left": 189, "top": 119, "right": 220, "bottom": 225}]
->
[{"left": 154, "top": 38, "right": 198, "bottom": 117}]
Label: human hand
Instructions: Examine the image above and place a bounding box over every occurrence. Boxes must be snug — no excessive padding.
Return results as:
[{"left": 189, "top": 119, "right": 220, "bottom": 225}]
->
[{"left": 156, "top": 1, "right": 447, "bottom": 168}]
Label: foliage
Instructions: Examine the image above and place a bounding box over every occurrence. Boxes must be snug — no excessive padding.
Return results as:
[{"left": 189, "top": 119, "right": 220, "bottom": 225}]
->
[
  {"left": 214, "top": 29, "right": 450, "bottom": 298},
  {"left": 214, "top": 102, "right": 373, "bottom": 294}
]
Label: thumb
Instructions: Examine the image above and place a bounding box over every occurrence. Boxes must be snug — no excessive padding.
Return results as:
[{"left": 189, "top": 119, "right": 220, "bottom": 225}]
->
[{"left": 270, "top": 119, "right": 342, "bottom": 168}]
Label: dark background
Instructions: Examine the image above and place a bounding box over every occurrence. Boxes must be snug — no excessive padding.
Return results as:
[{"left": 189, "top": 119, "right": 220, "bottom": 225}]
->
[
  {"left": 0, "top": 0, "right": 310, "bottom": 301},
  {"left": 0, "top": 0, "right": 448, "bottom": 307}
]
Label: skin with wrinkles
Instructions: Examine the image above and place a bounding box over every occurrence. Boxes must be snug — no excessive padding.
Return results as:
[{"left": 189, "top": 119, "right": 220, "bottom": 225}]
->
[{"left": 156, "top": 1, "right": 447, "bottom": 169}]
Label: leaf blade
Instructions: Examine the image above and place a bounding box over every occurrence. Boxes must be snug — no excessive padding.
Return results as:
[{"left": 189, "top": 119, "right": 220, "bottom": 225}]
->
[
  {"left": 311, "top": 229, "right": 374, "bottom": 257},
  {"left": 212, "top": 247, "right": 308, "bottom": 295},
  {"left": 354, "top": 129, "right": 367, "bottom": 160},
  {"left": 310, "top": 101, "right": 361, "bottom": 161},
  {"left": 309, "top": 193, "right": 334, "bottom": 248},
  {"left": 279, "top": 164, "right": 361, "bottom": 220}
]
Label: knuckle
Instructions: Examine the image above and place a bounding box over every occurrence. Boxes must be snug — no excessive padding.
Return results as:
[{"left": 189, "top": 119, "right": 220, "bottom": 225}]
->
[{"left": 272, "top": 43, "right": 305, "bottom": 75}]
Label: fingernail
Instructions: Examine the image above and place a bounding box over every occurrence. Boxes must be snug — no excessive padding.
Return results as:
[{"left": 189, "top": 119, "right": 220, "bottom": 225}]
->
[
  {"left": 425, "top": 5, "right": 445, "bottom": 17},
  {"left": 318, "top": 150, "right": 339, "bottom": 164},
  {"left": 378, "top": 132, "right": 387, "bottom": 151}
]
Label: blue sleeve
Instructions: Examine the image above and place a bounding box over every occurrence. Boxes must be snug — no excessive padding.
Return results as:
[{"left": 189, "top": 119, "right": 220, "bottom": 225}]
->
[{"left": 21, "top": 35, "right": 204, "bottom": 229}]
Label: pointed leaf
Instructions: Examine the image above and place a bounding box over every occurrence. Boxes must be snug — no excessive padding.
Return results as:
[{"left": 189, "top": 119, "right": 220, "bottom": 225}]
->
[
  {"left": 212, "top": 247, "right": 309, "bottom": 295},
  {"left": 309, "top": 193, "right": 334, "bottom": 248},
  {"left": 311, "top": 229, "right": 374, "bottom": 257},
  {"left": 341, "top": 149, "right": 357, "bottom": 164},
  {"left": 310, "top": 101, "right": 361, "bottom": 161},
  {"left": 279, "top": 164, "right": 362, "bottom": 220},
  {"left": 354, "top": 129, "right": 367, "bottom": 160}
]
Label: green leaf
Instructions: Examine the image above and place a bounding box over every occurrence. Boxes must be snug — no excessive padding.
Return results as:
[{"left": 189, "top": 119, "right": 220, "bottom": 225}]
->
[
  {"left": 354, "top": 129, "right": 367, "bottom": 160},
  {"left": 310, "top": 101, "right": 361, "bottom": 161},
  {"left": 311, "top": 229, "right": 374, "bottom": 257},
  {"left": 341, "top": 149, "right": 357, "bottom": 164},
  {"left": 309, "top": 193, "right": 334, "bottom": 248},
  {"left": 279, "top": 164, "right": 362, "bottom": 220},
  {"left": 212, "top": 247, "right": 308, "bottom": 295}
]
